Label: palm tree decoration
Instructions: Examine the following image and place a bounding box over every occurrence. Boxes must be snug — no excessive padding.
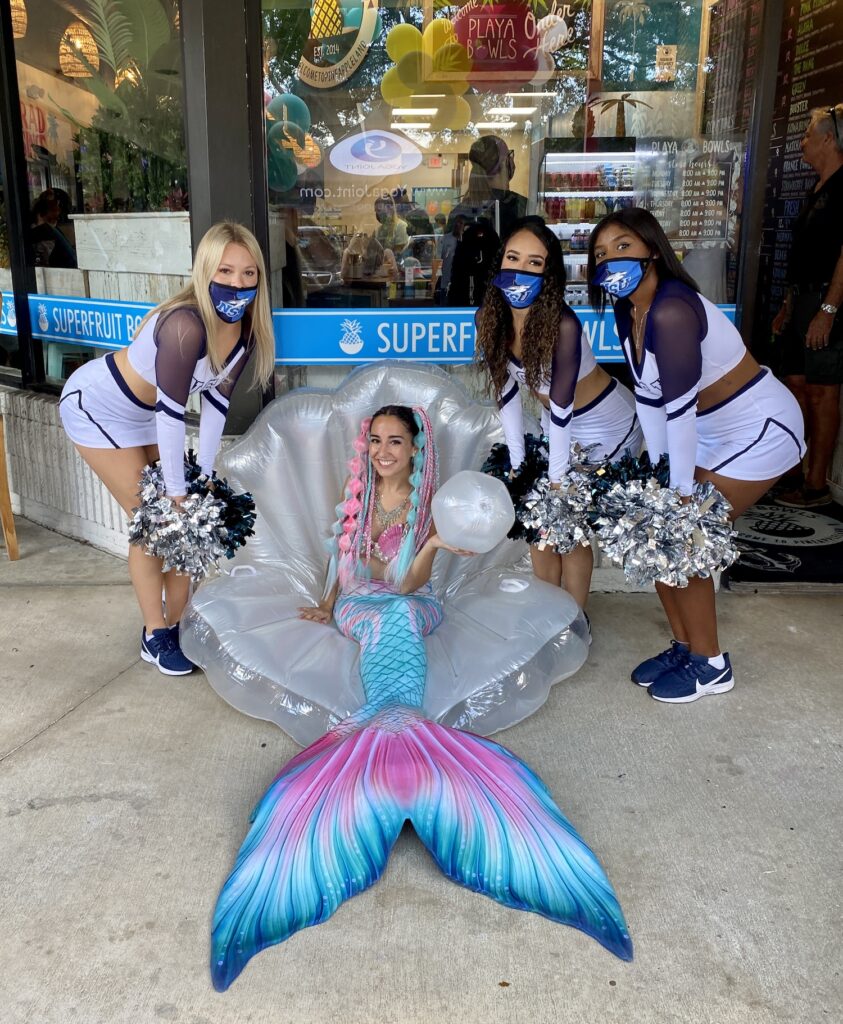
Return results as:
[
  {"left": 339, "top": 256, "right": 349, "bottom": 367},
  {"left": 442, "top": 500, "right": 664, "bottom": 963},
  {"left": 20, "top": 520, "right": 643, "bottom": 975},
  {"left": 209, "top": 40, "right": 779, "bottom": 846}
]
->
[
  {"left": 587, "top": 92, "right": 652, "bottom": 137},
  {"left": 615, "top": 0, "right": 650, "bottom": 81},
  {"left": 55, "top": 0, "right": 185, "bottom": 210}
]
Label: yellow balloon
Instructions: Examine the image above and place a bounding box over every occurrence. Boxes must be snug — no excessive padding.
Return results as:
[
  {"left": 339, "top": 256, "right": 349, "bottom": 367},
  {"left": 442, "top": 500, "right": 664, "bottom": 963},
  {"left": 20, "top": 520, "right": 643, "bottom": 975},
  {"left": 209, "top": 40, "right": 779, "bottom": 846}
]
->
[
  {"left": 422, "top": 18, "right": 456, "bottom": 57},
  {"left": 433, "top": 41, "right": 471, "bottom": 76},
  {"left": 386, "top": 23, "right": 423, "bottom": 63},
  {"left": 395, "top": 50, "right": 432, "bottom": 88},
  {"left": 381, "top": 67, "right": 413, "bottom": 105},
  {"left": 430, "top": 94, "right": 472, "bottom": 132}
]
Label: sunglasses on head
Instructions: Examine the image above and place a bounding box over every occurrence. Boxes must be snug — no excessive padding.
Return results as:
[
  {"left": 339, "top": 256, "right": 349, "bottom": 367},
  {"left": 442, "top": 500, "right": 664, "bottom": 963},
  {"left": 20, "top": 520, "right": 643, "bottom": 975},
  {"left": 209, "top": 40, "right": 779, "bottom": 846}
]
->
[{"left": 827, "top": 106, "right": 840, "bottom": 141}]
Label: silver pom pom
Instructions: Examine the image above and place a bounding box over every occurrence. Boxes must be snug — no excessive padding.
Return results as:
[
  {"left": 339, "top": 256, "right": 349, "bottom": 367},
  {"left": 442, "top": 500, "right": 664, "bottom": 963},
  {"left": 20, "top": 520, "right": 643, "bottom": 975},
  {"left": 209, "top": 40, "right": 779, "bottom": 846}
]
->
[
  {"left": 518, "top": 469, "right": 596, "bottom": 555},
  {"left": 594, "top": 478, "right": 739, "bottom": 587},
  {"left": 128, "top": 465, "right": 229, "bottom": 581}
]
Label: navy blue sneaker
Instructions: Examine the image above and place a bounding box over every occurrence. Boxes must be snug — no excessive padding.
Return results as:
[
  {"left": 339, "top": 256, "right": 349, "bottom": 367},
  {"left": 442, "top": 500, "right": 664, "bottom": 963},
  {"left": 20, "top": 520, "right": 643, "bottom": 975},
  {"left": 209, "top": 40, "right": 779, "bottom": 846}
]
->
[
  {"left": 167, "top": 623, "right": 196, "bottom": 668},
  {"left": 649, "top": 652, "right": 734, "bottom": 704},
  {"left": 631, "top": 641, "right": 689, "bottom": 686},
  {"left": 140, "top": 627, "right": 194, "bottom": 676}
]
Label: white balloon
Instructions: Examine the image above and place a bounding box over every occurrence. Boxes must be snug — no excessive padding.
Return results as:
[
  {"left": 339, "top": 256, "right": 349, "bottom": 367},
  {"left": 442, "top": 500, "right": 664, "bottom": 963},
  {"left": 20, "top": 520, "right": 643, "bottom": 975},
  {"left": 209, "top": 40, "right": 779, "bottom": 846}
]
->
[{"left": 432, "top": 470, "right": 515, "bottom": 553}]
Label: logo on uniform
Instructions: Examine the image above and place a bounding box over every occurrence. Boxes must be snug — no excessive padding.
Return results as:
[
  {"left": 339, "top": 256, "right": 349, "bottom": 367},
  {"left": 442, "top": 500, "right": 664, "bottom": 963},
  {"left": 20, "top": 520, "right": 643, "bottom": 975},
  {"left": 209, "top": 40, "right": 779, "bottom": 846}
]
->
[
  {"left": 339, "top": 318, "right": 364, "bottom": 355},
  {"left": 735, "top": 507, "right": 843, "bottom": 548}
]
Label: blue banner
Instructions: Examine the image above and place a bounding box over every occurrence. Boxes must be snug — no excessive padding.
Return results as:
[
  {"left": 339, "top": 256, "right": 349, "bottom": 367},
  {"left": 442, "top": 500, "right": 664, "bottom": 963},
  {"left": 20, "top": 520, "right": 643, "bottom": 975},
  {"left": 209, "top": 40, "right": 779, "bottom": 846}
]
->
[{"left": 0, "top": 292, "right": 736, "bottom": 365}]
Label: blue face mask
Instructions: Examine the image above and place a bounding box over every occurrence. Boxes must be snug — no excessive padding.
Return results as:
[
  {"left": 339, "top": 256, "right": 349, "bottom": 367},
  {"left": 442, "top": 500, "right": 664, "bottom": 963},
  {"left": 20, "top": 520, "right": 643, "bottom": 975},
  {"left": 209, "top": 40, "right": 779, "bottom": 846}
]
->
[
  {"left": 591, "top": 257, "right": 652, "bottom": 298},
  {"left": 492, "top": 269, "right": 545, "bottom": 308},
  {"left": 209, "top": 281, "right": 257, "bottom": 323}
]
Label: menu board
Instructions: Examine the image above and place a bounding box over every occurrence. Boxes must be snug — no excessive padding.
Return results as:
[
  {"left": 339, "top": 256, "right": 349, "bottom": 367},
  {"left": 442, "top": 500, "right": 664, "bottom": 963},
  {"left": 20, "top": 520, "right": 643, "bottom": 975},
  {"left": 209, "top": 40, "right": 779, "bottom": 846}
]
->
[{"left": 755, "top": 0, "right": 843, "bottom": 337}]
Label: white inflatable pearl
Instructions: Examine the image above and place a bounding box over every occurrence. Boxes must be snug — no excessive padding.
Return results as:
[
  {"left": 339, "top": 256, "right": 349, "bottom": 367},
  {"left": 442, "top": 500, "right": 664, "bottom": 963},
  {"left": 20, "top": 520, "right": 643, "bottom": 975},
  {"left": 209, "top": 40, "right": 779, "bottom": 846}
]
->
[{"left": 432, "top": 471, "right": 515, "bottom": 553}]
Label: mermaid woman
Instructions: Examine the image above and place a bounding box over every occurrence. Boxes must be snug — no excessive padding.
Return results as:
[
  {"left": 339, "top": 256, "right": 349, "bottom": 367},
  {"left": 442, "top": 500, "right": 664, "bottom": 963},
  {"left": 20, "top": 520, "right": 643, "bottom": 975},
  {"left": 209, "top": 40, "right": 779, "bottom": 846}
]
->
[{"left": 210, "top": 404, "right": 632, "bottom": 990}]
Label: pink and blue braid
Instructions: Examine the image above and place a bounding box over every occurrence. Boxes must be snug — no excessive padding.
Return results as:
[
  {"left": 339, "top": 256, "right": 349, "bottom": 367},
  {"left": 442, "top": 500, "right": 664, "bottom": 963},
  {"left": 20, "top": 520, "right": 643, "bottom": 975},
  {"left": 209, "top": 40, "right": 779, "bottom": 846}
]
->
[{"left": 387, "top": 407, "right": 438, "bottom": 586}]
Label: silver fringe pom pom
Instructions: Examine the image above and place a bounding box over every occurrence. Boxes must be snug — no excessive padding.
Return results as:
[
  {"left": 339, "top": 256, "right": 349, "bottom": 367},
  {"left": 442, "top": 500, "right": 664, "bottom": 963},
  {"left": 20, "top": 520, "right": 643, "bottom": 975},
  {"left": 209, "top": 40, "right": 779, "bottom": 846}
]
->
[
  {"left": 518, "top": 469, "right": 596, "bottom": 555},
  {"left": 594, "top": 478, "right": 739, "bottom": 587},
  {"left": 128, "top": 464, "right": 229, "bottom": 581}
]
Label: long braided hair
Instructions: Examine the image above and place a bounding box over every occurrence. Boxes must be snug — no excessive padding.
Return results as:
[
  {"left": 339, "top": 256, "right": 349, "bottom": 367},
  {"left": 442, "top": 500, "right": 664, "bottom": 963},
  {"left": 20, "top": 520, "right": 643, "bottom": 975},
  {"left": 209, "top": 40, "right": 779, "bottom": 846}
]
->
[{"left": 324, "top": 404, "right": 438, "bottom": 594}]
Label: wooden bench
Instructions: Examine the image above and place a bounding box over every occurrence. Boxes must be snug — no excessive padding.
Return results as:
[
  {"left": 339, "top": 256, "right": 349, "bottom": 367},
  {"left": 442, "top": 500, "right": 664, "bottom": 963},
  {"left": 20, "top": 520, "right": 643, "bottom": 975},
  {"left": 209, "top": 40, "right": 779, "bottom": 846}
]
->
[{"left": 0, "top": 414, "right": 19, "bottom": 560}]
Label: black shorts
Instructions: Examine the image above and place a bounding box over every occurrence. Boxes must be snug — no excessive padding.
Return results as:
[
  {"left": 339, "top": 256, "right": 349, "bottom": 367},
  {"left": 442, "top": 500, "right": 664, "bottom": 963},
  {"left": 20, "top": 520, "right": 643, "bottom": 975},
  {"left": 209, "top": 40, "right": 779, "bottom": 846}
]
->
[{"left": 779, "top": 288, "right": 843, "bottom": 385}]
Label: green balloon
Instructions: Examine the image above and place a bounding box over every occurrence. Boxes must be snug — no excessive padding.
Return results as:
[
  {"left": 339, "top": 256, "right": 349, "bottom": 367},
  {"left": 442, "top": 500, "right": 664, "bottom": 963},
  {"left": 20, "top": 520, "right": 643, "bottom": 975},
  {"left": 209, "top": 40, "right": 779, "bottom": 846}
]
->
[
  {"left": 266, "top": 93, "right": 311, "bottom": 132},
  {"left": 267, "top": 145, "right": 298, "bottom": 193}
]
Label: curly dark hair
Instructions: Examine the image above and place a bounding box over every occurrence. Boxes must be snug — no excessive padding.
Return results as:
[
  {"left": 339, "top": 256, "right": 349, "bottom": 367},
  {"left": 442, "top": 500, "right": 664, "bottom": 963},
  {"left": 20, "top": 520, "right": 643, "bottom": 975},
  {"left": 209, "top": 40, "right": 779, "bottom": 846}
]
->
[{"left": 475, "top": 216, "right": 567, "bottom": 397}]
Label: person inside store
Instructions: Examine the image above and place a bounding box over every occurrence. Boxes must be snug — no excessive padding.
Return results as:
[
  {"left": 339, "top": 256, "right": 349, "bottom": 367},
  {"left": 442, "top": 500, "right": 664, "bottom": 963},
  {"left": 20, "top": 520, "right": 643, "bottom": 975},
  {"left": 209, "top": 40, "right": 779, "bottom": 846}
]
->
[
  {"left": 57, "top": 222, "right": 275, "bottom": 675},
  {"left": 373, "top": 195, "right": 409, "bottom": 252},
  {"left": 772, "top": 103, "right": 843, "bottom": 509},
  {"left": 392, "top": 187, "right": 432, "bottom": 236},
  {"left": 436, "top": 213, "right": 465, "bottom": 304},
  {"left": 341, "top": 232, "right": 398, "bottom": 283},
  {"left": 29, "top": 191, "right": 77, "bottom": 268},
  {"left": 589, "top": 207, "right": 806, "bottom": 703},
  {"left": 448, "top": 134, "right": 528, "bottom": 239},
  {"left": 475, "top": 216, "right": 643, "bottom": 619}
]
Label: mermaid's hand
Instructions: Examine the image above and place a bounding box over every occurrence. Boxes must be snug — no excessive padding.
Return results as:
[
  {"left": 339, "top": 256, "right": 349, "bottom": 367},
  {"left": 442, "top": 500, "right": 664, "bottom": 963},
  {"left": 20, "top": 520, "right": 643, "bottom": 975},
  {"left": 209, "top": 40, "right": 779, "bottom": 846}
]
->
[{"left": 298, "top": 603, "right": 334, "bottom": 624}]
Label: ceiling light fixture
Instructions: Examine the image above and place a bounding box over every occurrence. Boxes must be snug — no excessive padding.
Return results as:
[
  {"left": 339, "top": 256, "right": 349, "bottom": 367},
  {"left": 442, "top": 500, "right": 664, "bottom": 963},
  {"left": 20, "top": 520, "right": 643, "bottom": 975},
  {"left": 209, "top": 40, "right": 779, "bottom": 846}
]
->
[{"left": 487, "top": 106, "right": 537, "bottom": 116}]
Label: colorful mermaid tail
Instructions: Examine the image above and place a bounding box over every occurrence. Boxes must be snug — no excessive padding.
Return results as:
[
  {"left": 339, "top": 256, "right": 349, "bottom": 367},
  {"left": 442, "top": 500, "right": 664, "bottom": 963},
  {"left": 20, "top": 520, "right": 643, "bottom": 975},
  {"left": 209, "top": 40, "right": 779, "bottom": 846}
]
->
[{"left": 211, "top": 586, "right": 632, "bottom": 990}]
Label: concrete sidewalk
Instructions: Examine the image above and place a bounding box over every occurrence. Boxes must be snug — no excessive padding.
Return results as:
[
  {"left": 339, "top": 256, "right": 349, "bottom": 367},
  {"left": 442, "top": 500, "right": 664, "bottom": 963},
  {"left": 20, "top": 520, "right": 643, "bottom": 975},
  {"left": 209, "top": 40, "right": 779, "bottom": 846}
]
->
[{"left": 1, "top": 517, "right": 841, "bottom": 1024}]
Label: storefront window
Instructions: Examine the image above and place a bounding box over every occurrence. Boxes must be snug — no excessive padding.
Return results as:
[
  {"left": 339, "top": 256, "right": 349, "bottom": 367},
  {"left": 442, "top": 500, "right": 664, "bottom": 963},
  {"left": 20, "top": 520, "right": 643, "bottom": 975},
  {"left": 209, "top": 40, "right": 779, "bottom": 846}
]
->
[
  {"left": 0, "top": 168, "right": 19, "bottom": 378},
  {"left": 3, "top": 0, "right": 188, "bottom": 384},
  {"left": 263, "top": 0, "right": 758, "bottom": 325}
]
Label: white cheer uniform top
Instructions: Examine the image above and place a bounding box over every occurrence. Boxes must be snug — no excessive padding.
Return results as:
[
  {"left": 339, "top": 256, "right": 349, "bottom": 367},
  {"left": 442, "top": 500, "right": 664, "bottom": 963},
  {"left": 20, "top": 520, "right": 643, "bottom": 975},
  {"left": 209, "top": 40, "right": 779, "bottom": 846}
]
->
[
  {"left": 126, "top": 307, "right": 251, "bottom": 495},
  {"left": 490, "top": 305, "right": 595, "bottom": 482},
  {"left": 613, "top": 280, "right": 745, "bottom": 494}
]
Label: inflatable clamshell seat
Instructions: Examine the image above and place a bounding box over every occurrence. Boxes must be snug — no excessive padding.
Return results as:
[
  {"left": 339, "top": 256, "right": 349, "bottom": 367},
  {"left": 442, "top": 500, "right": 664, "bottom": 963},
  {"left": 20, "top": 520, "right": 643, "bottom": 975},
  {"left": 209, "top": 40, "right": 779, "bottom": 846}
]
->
[{"left": 181, "top": 362, "right": 590, "bottom": 747}]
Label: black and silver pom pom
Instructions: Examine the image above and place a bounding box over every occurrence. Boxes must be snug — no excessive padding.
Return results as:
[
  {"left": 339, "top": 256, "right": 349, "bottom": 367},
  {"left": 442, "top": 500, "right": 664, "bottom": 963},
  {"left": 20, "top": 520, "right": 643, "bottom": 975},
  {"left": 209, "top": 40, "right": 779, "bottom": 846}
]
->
[
  {"left": 594, "top": 476, "right": 738, "bottom": 587},
  {"left": 482, "top": 434, "right": 549, "bottom": 542},
  {"left": 518, "top": 470, "right": 596, "bottom": 555},
  {"left": 128, "top": 455, "right": 257, "bottom": 580}
]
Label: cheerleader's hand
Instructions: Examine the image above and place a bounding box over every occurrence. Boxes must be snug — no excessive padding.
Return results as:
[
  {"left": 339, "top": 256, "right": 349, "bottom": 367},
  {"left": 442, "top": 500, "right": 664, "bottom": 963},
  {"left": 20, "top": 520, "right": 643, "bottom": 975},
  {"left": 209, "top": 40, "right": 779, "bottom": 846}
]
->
[{"left": 298, "top": 603, "right": 334, "bottom": 624}]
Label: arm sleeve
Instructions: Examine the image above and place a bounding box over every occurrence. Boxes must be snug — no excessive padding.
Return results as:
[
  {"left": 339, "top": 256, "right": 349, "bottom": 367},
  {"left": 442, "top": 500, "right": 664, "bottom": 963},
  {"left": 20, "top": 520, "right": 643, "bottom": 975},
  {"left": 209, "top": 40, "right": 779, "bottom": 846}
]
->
[
  {"left": 197, "top": 343, "right": 251, "bottom": 477},
  {"left": 497, "top": 370, "right": 525, "bottom": 471},
  {"left": 547, "top": 314, "right": 581, "bottom": 482},
  {"left": 649, "top": 294, "right": 706, "bottom": 495},
  {"left": 153, "top": 309, "right": 207, "bottom": 496}
]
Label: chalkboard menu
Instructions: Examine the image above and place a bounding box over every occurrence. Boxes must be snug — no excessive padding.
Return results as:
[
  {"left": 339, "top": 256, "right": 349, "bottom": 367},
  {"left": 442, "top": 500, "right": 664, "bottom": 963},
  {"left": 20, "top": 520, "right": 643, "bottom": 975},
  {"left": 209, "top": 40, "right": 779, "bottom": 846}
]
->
[{"left": 755, "top": 0, "right": 843, "bottom": 345}]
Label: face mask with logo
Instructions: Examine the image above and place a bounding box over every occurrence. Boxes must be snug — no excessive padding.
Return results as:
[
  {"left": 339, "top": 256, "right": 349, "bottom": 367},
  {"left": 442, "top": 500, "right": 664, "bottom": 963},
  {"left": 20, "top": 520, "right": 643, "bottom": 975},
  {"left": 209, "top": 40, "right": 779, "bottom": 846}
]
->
[
  {"left": 591, "top": 257, "right": 652, "bottom": 298},
  {"left": 492, "top": 269, "right": 544, "bottom": 309},
  {"left": 209, "top": 281, "right": 257, "bottom": 323}
]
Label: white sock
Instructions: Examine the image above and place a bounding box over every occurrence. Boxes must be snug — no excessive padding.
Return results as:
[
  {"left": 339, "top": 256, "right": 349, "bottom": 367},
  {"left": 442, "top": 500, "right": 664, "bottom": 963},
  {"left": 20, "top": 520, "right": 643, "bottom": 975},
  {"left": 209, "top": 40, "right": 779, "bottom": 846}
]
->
[
  {"left": 673, "top": 638, "right": 689, "bottom": 648},
  {"left": 707, "top": 653, "right": 725, "bottom": 669}
]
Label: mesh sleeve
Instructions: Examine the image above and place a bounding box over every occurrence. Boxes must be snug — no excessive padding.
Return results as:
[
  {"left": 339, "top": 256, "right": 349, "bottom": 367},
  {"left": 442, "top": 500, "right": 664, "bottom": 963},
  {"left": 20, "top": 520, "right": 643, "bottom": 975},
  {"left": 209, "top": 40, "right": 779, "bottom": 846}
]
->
[
  {"left": 649, "top": 293, "right": 706, "bottom": 495},
  {"left": 547, "top": 313, "right": 581, "bottom": 481},
  {"left": 197, "top": 343, "right": 252, "bottom": 476},
  {"left": 153, "top": 308, "right": 207, "bottom": 496}
]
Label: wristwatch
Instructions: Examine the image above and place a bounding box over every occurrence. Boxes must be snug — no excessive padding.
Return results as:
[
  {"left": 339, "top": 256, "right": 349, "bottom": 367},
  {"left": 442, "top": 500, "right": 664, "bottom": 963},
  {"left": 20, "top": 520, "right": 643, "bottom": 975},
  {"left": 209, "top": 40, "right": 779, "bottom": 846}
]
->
[{"left": 821, "top": 302, "right": 838, "bottom": 314}]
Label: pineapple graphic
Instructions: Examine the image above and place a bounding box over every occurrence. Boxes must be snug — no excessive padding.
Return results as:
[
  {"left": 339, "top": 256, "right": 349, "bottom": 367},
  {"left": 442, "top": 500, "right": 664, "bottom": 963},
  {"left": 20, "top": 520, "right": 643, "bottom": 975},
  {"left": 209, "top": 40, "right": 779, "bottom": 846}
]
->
[
  {"left": 38, "top": 303, "right": 49, "bottom": 332},
  {"left": 309, "top": 0, "right": 344, "bottom": 40},
  {"left": 339, "top": 318, "right": 364, "bottom": 355}
]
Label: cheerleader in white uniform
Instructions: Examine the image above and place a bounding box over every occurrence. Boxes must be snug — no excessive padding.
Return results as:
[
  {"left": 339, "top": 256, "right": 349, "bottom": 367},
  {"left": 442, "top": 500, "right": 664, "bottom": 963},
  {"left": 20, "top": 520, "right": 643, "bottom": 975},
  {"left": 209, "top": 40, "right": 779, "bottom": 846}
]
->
[
  {"left": 475, "top": 217, "right": 643, "bottom": 610},
  {"left": 59, "top": 222, "right": 275, "bottom": 674},
  {"left": 588, "top": 208, "right": 806, "bottom": 703}
]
